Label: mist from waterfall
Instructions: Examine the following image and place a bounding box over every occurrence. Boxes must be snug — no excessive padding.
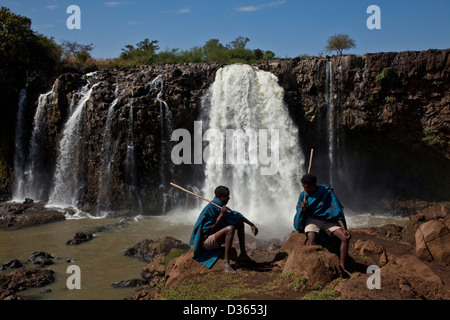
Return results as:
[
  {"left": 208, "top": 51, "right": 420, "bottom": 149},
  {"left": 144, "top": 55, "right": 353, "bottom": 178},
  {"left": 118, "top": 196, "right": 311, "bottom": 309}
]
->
[{"left": 200, "top": 64, "right": 304, "bottom": 237}]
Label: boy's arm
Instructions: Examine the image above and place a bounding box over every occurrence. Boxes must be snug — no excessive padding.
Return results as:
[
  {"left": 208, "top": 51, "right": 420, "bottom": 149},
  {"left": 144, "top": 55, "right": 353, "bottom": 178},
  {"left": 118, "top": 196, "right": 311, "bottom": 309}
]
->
[
  {"left": 205, "top": 205, "right": 227, "bottom": 236},
  {"left": 241, "top": 216, "right": 258, "bottom": 236}
]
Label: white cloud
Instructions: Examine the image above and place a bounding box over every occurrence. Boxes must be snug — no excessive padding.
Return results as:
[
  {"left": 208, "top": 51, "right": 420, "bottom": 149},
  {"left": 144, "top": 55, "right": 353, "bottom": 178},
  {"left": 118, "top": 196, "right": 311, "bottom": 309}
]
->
[
  {"left": 177, "top": 8, "right": 191, "bottom": 14},
  {"left": 236, "top": 0, "right": 286, "bottom": 12},
  {"left": 104, "top": 2, "right": 120, "bottom": 7},
  {"left": 46, "top": 5, "right": 57, "bottom": 10}
]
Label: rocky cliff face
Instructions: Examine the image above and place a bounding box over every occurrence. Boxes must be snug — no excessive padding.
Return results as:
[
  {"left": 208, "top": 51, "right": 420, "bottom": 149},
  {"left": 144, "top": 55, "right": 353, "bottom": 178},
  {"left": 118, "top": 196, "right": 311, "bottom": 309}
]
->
[
  {"left": 257, "top": 49, "right": 450, "bottom": 205},
  {"left": 1, "top": 49, "right": 449, "bottom": 214}
]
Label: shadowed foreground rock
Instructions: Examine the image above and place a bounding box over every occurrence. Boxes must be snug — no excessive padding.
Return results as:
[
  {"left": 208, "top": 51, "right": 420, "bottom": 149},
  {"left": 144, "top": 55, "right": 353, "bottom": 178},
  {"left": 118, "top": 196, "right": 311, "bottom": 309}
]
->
[
  {"left": 0, "top": 203, "right": 65, "bottom": 230},
  {"left": 0, "top": 268, "right": 54, "bottom": 300}
]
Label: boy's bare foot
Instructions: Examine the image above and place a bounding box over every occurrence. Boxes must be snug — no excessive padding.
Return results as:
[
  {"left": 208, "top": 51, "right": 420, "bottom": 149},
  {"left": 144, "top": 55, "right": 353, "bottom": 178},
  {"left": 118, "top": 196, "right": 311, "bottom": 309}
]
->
[
  {"left": 340, "top": 264, "right": 353, "bottom": 278},
  {"left": 223, "top": 261, "right": 237, "bottom": 274}
]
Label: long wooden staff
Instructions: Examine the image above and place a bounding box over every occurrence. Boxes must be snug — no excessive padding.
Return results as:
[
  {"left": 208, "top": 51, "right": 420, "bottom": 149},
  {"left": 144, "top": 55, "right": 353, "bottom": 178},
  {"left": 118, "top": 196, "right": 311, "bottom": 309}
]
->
[
  {"left": 303, "top": 149, "right": 314, "bottom": 205},
  {"left": 308, "top": 148, "right": 314, "bottom": 174},
  {"left": 169, "top": 182, "right": 231, "bottom": 212}
]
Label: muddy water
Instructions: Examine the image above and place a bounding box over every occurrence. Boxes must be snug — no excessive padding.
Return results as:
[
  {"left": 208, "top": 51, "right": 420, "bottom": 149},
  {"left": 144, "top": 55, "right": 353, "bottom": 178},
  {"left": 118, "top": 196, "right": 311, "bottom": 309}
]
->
[
  {"left": 0, "top": 215, "right": 194, "bottom": 300},
  {"left": 0, "top": 210, "right": 407, "bottom": 300}
]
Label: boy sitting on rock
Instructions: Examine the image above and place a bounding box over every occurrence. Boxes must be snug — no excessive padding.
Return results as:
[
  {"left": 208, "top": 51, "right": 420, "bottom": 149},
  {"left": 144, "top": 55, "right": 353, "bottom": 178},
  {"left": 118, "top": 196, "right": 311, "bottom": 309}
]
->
[
  {"left": 294, "top": 174, "right": 352, "bottom": 276},
  {"left": 190, "top": 186, "right": 258, "bottom": 274}
]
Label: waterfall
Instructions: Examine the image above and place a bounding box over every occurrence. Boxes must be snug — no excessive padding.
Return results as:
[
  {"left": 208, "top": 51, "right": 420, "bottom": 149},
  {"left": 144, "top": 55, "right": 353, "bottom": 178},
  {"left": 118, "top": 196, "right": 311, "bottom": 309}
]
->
[
  {"left": 148, "top": 75, "right": 174, "bottom": 213},
  {"left": 325, "top": 60, "right": 335, "bottom": 186},
  {"left": 48, "top": 77, "right": 100, "bottom": 208},
  {"left": 201, "top": 64, "right": 303, "bottom": 236},
  {"left": 96, "top": 85, "right": 121, "bottom": 214},
  {"left": 12, "top": 89, "right": 27, "bottom": 200},
  {"left": 123, "top": 100, "right": 143, "bottom": 214},
  {"left": 14, "top": 81, "right": 58, "bottom": 201}
]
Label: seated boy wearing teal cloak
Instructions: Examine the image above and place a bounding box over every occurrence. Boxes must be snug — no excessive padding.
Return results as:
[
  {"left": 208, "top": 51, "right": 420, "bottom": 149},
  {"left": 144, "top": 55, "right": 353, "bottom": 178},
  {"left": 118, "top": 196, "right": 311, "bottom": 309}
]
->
[
  {"left": 190, "top": 186, "right": 258, "bottom": 274},
  {"left": 294, "top": 174, "right": 352, "bottom": 276}
]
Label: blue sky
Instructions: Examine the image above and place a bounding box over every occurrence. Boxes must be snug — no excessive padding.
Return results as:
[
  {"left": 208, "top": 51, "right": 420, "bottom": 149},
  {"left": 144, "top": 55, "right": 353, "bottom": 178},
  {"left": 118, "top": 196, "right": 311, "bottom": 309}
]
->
[{"left": 3, "top": 0, "right": 450, "bottom": 59}]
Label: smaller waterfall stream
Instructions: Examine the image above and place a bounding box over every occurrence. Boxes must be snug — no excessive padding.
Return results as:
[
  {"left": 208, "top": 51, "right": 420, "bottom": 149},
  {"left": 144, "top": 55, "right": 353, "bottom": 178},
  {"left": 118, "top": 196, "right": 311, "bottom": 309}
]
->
[
  {"left": 14, "top": 81, "right": 58, "bottom": 201},
  {"left": 148, "top": 75, "right": 174, "bottom": 214},
  {"left": 325, "top": 60, "right": 336, "bottom": 186},
  {"left": 12, "top": 89, "right": 27, "bottom": 200}
]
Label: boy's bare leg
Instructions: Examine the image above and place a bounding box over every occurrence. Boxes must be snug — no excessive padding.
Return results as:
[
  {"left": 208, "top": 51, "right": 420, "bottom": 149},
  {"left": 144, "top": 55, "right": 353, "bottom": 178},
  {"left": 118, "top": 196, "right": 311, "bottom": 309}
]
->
[
  {"left": 332, "top": 228, "right": 352, "bottom": 277},
  {"left": 214, "top": 226, "right": 237, "bottom": 274},
  {"left": 307, "top": 231, "right": 318, "bottom": 245},
  {"left": 235, "top": 220, "right": 254, "bottom": 263}
]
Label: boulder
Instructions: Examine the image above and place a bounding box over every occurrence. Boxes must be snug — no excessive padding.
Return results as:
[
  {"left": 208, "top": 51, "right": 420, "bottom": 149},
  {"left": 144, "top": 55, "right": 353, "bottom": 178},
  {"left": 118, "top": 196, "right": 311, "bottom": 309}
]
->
[
  {"left": 0, "top": 268, "right": 55, "bottom": 299},
  {"left": 29, "top": 251, "right": 54, "bottom": 266},
  {"left": 354, "top": 239, "right": 388, "bottom": 264},
  {"left": 336, "top": 255, "right": 450, "bottom": 300},
  {"left": 0, "top": 259, "right": 23, "bottom": 270},
  {"left": 282, "top": 245, "right": 342, "bottom": 285},
  {"left": 415, "top": 219, "right": 450, "bottom": 263},
  {"left": 0, "top": 203, "right": 65, "bottom": 230},
  {"left": 66, "top": 232, "right": 94, "bottom": 245},
  {"left": 164, "top": 248, "right": 227, "bottom": 289},
  {"left": 124, "top": 236, "right": 190, "bottom": 262}
]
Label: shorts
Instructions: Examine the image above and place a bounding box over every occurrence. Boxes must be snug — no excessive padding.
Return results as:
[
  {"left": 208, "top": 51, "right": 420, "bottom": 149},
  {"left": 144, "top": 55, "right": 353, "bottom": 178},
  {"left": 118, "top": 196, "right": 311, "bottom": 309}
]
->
[
  {"left": 202, "top": 234, "right": 220, "bottom": 250},
  {"left": 304, "top": 217, "right": 341, "bottom": 236}
]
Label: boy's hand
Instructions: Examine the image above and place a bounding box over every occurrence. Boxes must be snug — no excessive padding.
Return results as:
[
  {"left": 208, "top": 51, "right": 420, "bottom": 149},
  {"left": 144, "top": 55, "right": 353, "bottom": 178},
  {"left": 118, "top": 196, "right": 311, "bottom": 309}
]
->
[
  {"left": 220, "top": 205, "right": 227, "bottom": 216},
  {"left": 301, "top": 201, "right": 307, "bottom": 210},
  {"left": 251, "top": 225, "right": 258, "bottom": 236}
]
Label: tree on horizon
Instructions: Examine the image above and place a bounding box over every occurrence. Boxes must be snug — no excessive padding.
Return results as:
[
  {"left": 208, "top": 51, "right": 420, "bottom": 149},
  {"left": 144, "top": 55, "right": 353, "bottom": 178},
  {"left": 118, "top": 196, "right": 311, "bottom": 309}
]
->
[{"left": 325, "top": 33, "right": 356, "bottom": 56}]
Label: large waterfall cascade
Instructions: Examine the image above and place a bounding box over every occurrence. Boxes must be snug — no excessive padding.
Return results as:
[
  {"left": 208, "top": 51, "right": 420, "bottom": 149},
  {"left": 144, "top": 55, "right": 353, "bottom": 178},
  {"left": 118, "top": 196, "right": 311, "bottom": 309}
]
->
[
  {"left": 48, "top": 74, "right": 100, "bottom": 208},
  {"left": 200, "top": 64, "right": 304, "bottom": 235}
]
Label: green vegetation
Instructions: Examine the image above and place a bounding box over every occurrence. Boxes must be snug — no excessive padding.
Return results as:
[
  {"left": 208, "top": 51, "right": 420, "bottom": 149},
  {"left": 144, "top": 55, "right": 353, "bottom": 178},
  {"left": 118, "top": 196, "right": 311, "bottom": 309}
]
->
[
  {"left": 303, "top": 288, "right": 340, "bottom": 300},
  {"left": 325, "top": 33, "right": 356, "bottom": 56},
  {"left": 375, "top": 67, "right": 396, "bottom": 86},
  {"left": 163, "top": 249, "right": 186, "bottom": 265},
  {"left": 0, "top": 7, "right": 62, "bottom": 90},
  {"left": 422, "top": 128, "right": 445, "bottom": 149},
  {"left": 432, "top": 80, "right": 442, "bottom": 89},
  {"left": 160, "top": 273, "right": 260, "bottom": 300},
  {"left": 385, "top": 96, "right": 396, "bottom": 104},
  {"left": 106, "top": 36, "right": 279, "bottom": 68}
]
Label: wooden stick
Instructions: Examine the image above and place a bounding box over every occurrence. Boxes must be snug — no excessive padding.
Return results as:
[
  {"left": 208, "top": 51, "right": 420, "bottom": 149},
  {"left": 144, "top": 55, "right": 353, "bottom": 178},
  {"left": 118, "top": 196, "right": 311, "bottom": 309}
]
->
[
  {"left": 307, "top": 149, "right": 314, "bottom": 174},
  {"left": 303, "top": 149, "right": 314, "bottom": 205},
  {"left": 170, "top": 182, "right": 229, "bottom": 211}
]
